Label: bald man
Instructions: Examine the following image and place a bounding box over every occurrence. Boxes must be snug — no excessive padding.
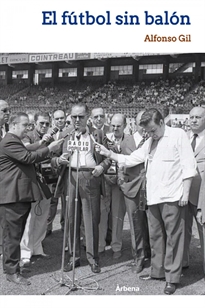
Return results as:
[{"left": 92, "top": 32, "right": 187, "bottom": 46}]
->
[
  {"left": 183, "top": 106, "right": 205, "bottom": 272},
  {"left": 99, "top": 113, "right": 149, "bottom": 268},
  {"left": 98, "top": 114, "right": 126, "bottom": 258},
  {"left": 0, "top": 99, "right": 10, "bottom": 259}
]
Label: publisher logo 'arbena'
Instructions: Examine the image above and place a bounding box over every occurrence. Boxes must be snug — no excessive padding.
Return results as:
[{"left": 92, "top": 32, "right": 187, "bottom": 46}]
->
[{"left": 116, "top": 284, "right": 140, "bottom": 292}]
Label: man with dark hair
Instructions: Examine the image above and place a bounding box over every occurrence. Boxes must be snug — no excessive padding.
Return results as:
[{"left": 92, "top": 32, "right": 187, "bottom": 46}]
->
[
  {"left": 0, "top": 112, "right": 62, "bottom": 285},
  {"left": 95, "top": 108, "right": 196, "bottom": 295},
  {"left": 54, "top": 103, "right": 111, "bottom": 273}
]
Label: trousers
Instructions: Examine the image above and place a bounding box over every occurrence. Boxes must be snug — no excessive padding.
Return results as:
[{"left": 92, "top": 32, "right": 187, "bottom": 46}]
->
[
  {"left": 124, "top": 193, "right": 150, "bottom": 262},
  {"left": 99, "top": 182, "right": 126, "bottom": 253},
  {"left": 20, "top": 197, "right": 51, "bottom": 259},
  {"left": 66, "top": 170, "right": 101, "bottom": 265},
  {"left": 148, "top": 201, "right": 185, "bottom": 283},
  {"left": 47, "top": 183, "right": 66, "bottom": 232},
  {"left": 1, "top": 202, "right": 31, "bottom": 274},
  {"left": 183, "top": 202, "right": 204, "bottom": 269}
]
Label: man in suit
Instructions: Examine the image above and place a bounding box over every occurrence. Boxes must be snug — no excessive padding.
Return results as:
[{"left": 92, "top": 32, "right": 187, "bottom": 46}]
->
[
  {"left": 0, "top": 112, "right": 62, "bottom": 285},
  {"left": 183, "top": 106, "right": 205, "bottom": 270},
  {"left": 89, "top": 107, "right": 110, "bottom": 134},
  {"left": 47, "top": 109, "right": 67, "bottom": 236},
  {"left": 20, "top": 112, "right": 58, "bottom": 266},
  {"left": 98, "top": 114, "right": 127, "bottom": 259},
  {"left": 96, "top": 108, "right": 196, "bottom": 295},
  {"left": 0, "top": 100, "right": 10, "bottom": 259},
  {"left": 54, "top": 103, "right": 111, "bottom": 274},
  {"left": 119, "top": 111, "right": 151, "bottom": 271},
  {"left": 89, "top": 107, "right": 112, "bottom": 248},
  {"left": 197, "top": 168, "right": 205, "bottom": 274}
]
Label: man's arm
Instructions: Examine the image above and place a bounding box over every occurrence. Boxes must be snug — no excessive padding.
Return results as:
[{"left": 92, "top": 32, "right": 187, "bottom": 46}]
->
[
  {"left": 178, "top": 177, "right": 193, "bottom": 207},
  {"left": 4, "top": 138, "right": 63, "bottom": 165},
  {"left": 95, "top": 142, "right": 146, "bottom": 167}
]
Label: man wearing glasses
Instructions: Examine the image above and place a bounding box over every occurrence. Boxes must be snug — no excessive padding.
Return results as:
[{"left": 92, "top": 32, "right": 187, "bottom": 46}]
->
[
  {"left": 0, "top": 100, "right": 10, "bottom": 260},
  {"left": 54, "top": 103, "right": 111, "bottom": 273},
  {"left": 20, "top": 112, "right": 56, "bottom": 266},
  {"left": 0, "top": 112, "right": 62, "bottom": 285}
]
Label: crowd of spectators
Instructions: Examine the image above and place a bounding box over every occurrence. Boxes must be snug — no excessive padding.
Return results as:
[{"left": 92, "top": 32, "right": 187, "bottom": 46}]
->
[{"left": 2, "top": 76, "right": 204, "bottom": 119}]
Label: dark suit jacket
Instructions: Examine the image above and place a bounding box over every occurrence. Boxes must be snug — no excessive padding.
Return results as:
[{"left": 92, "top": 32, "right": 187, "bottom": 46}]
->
[
  {"left": 198, "top": 171, "right": 205, "bottom": 223},
  {"left": 0, "top": 132, "right": 50, "bottom": 204},
  {"left": 54, "top": 127, "right": 111, "bottom": 198},
  {"left": 188, "top": 131, "right": 205, "bottom": 206},
  {"left": 88, "top": 124, "right": 110, "bottom": 136},
  {"left": 119, "top": 134, "right": 145, "bottom": 198}
]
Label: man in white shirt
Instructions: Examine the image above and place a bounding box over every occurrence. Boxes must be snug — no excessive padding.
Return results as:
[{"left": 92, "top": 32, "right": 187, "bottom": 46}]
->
[
  {"left": 95, "top": 108, "right": 196, "bottom": 295},
  {"left": 183, "top": 106, "right": 205, "bottom": 272}
]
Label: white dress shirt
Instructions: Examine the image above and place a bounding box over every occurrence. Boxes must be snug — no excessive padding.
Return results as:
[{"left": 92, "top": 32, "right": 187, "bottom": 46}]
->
[
  {"left": 70, "top": 132, "right": 97, "bottom": 168},
  {"left": 117, "top": 126, "right": 196, "bottom": 206},
  {"left": 133, "top": 131, "right": 143, "bottom": 148}
]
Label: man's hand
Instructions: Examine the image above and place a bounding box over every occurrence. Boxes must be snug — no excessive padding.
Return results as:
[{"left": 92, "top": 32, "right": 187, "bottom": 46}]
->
[
  {"left": 178, "top": 192, "right": 189, "bottom": 207},
  {"left": 41, "top": 133, "right": 54, "bottom": 144},
  {"left": 95, "top": 142, "right": 110, "bottom": 157},
  {"left": 92, "top": 165, "right": 104, "bottom": 177},
  {"left": 58, "top": 153, "right": 70, "bottom": 166},
  {"left": 196, "top": 209, "right": 203, "bottom": 226},
  {"left": 48, "top": 138, "right": 64, "bottom": 153}
]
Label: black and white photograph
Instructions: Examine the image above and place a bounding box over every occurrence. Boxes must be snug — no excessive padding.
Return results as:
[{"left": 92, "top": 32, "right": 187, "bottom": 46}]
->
[
  {"left": 0, "top": 0, "right": 205, "bottom": 305},
  {"left": 0, "top": 52, "right": 205, "bottom": 298}
]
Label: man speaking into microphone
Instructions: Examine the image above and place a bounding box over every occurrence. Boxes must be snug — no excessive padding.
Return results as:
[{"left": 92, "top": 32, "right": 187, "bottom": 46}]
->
[{"left": 54, "top": 103, "right": 111, "bottom": 273}]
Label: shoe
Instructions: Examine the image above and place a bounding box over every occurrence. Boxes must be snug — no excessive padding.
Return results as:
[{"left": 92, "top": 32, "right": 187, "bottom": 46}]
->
[
  {"left": 6, "top": 273, "right": 31, "bottom": 285},
  {"left": 90, "top": 263, "right": 101, "bottom": 273},
  {"left": 164, "top": 282, "right": 176, "bottom": 295},
  {"left": 135, "top": 262, "right": 144, "bottom": 274},
  {"left": 139, "top": 274, "right": 165, "bottom": 281},
  {"left": 21, "top": 258, "right": 31, "bottom": 267},
  {"left": 34, "top": 253, "right": 51, "bottom": 259},
  {"left": 46, "top": 230, "right": 52, "bottom": 237},
  {"left": 64, "top": 259, "right": 80, "bottom": 272},
  {"left": 113, "top": 251, "right": 122, "bottom": 259},
  {"left": 182, "top": 265, "right": 189, "bottom": 270}
]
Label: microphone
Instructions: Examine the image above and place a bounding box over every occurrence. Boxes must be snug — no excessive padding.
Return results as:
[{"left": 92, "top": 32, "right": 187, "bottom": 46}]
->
[
  {"left": 76, "top": 128, "right": 87, "bottom": 140},
  {"left": 42, "top": 126, "right": 59, "bottom": 144}
]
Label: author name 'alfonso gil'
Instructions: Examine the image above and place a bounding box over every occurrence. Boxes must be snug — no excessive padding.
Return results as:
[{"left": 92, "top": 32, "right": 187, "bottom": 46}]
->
[{"left": 144, "top": 34, "right": 191, "bottom": 42}]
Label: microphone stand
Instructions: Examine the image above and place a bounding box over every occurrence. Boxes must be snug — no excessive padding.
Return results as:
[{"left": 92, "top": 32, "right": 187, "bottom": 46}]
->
[
  {"left": 42, "top": 157, "right": 72, "bottom": 295},
  {"left": 42, "top": 132, "right": 100, "bottom": 295}
]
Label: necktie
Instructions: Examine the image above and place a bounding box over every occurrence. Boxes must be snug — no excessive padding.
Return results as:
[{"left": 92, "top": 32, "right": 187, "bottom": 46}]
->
[
  {"left": 58, "top": 129, "right": 63, "bottom": 140},
  {"left": 191, "top": 134, "right": 198, "bottom": 152},
  {"left": 136, "top": 134, "right": 148, "bottom": 150}
]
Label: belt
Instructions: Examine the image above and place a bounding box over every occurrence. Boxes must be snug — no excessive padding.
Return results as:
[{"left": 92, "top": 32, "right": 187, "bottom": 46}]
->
[{"left": 71, "top": 167, "right": 94, "bottom": 172}]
